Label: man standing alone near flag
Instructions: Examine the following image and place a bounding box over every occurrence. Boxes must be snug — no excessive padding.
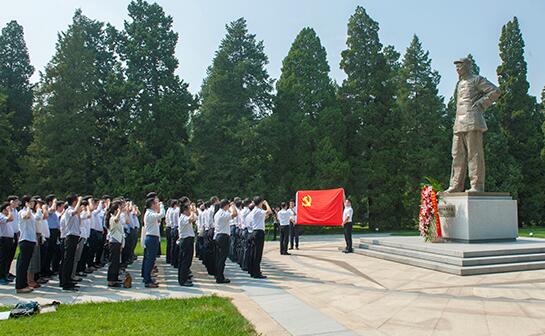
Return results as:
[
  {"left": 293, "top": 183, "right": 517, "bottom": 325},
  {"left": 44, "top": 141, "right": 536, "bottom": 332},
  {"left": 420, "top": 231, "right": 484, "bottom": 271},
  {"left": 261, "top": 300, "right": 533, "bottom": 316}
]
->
[{"left": 342, "top": 199, "right": 354, "bottom": 253}]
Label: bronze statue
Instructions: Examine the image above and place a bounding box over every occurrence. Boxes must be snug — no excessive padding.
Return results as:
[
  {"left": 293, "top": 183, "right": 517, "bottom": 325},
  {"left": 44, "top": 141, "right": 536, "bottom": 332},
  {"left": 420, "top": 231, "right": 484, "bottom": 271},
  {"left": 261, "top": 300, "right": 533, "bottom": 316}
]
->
[{"left": 445, "top": 57, "right": 500, "bottom": 193}]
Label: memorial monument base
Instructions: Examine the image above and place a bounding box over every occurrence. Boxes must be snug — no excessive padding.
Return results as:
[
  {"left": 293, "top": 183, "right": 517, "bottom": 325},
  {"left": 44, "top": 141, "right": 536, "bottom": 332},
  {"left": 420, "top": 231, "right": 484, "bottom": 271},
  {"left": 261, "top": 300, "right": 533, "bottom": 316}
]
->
[{"left": 439, "top": 192, "right": 518, "bottom": 243}]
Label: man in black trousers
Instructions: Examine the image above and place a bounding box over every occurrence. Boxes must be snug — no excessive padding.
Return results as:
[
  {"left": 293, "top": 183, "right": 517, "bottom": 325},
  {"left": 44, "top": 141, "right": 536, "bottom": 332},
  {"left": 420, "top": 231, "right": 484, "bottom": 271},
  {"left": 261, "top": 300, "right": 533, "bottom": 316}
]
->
[{"left": 60, "top": 194, "right": 82, "bottom": 291}]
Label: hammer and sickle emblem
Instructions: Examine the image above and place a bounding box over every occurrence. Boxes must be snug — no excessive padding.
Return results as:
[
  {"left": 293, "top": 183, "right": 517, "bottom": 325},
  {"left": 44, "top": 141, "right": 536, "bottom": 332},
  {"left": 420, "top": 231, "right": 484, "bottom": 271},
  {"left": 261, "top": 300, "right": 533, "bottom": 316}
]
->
[{"left": 302, "top": 195, "right": 312, "bottom": 207}]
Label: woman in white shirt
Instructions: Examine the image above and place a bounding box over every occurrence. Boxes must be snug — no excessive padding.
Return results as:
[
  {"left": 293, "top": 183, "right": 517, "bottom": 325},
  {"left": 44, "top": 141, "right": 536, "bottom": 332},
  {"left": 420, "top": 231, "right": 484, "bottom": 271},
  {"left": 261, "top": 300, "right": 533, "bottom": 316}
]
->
[
  {"left": 106, "top": 202, "right": 123, "bottom": 287},
  {"left": 15, "top": 196, "right": 37, "bottom": 293}
]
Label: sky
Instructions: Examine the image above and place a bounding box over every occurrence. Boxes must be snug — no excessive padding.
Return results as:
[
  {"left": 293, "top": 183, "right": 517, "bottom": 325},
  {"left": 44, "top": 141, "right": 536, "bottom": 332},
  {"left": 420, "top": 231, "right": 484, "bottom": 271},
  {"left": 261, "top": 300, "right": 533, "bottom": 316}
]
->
[{"left": 2, "top": 0, "right": 544, "bottom": 100}]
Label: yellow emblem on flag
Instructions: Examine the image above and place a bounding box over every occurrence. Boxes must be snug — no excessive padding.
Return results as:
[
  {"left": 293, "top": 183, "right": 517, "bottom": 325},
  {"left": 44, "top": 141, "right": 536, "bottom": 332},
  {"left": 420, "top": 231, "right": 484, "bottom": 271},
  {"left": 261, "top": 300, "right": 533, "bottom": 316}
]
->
[{"left": 302, "top": 195, "right": 312, "bottom": 207}]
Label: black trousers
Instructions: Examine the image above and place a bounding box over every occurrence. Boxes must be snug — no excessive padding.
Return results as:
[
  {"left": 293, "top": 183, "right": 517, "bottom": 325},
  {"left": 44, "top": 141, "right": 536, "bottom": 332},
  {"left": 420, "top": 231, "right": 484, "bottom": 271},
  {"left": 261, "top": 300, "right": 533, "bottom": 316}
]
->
[
  {"left": 178, "top": 236, "right": 194, "bottom": 285},
  {"left": 249, "top": 230, "right": 265, "bottom": 277},
  {"left": 165, "top": 227, "right": 172, "bottom": 264},
  {"left": 203, "top": 229, "right": 216, "bottom": 275},
  {"left": 273, "top": 222, "right": 279, "bottom": 241},
  {"left": 47, "top": 228, "right": 61, "bottom": 273},
  {"left": 40, "top": 238, "right": 49, "bottom": 275},
  {"left": 242, "top": 229, "right": 251, "bottom": 271},
  {"left": 171, "top": 228, "right": 179, "bottom": 268},
  {"left": 107, "top": 242, "right": 122, "bottom": 282},
  {"left": 280, "top": 225, "right": 290, "bottom": 254},
  {"left": 214, "top": 233, "right": 230, "bottom": 281},
  {"left": 61, "top": 235, "right": 79, "bottom": 287},
  {"left": 77, "top": 241, "right": 90, "bottom": 272},
  {"left": 196, "top": 235, "right": 204, "bottom": 259},
  {"left": 7, "top": 234, "right": 18, "bottom": 275},
  {"left": 290, "top": 223, "right": 299, "bottom": 248},
  {"left": 0, "top": 237, "right": 15, "bottom": 280},
  {"left": 16, "top": 240, "right": 35, "bottom": 289},
  {"left": 95, "top": 230, "right": 106, "bottom": 265},
  {"left": 121, "top": 229, "right": 131, "bottom": 266},
  {"left": 344, "top": 222, "right": 353, "bottom": 251},
  {"left": 229, "top": 226, "right": 236, "bottom": 261}
]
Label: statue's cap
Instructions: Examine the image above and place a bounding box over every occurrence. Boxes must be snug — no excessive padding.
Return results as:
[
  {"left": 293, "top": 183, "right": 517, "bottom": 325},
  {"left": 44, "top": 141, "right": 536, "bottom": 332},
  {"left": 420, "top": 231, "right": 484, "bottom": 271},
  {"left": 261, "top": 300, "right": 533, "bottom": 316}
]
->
[{"left": 454, "top": 57, "right": 472, "bottom": 65}]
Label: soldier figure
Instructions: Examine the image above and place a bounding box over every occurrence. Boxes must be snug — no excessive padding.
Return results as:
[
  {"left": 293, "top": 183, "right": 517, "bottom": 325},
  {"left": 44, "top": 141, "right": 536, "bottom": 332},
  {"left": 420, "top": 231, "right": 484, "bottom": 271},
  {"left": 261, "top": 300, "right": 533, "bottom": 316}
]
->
[{"left": 445, "top": 57, "right": 500, "bottom": 193}]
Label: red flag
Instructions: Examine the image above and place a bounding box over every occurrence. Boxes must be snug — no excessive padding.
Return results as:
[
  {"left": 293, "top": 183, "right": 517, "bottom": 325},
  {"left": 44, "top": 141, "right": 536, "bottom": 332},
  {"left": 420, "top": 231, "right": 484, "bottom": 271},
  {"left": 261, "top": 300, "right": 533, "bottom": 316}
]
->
[{"left": 296, "top": 188, "right": 345, "bottom": 226}]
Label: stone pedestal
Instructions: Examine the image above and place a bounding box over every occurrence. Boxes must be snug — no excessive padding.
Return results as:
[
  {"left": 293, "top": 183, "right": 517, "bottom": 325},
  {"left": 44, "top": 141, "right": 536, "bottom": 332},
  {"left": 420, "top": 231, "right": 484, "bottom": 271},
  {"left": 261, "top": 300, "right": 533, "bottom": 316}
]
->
[{"left": 438, "top": 192, "right": 518, "bottom": 243}]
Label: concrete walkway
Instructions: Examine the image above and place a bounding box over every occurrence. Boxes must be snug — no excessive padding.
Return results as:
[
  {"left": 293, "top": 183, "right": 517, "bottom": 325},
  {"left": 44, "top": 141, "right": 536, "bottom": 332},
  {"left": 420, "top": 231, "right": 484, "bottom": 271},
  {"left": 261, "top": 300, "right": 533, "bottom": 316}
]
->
[{"left": 3, "top": 233, "right": 545, "bottom": 335}]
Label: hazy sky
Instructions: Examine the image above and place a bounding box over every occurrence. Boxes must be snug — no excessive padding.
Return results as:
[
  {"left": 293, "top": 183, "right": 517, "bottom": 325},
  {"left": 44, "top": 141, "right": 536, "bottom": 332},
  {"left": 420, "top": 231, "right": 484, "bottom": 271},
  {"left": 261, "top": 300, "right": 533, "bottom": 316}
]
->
[{"left": 2, "top": 0, "right": 544, "bottom": 100}]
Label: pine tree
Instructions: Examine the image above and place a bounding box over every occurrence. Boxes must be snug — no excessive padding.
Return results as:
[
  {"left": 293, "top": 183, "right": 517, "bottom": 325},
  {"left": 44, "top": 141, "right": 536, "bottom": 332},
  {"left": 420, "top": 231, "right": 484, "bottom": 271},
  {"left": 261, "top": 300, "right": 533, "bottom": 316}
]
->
[
  {"left": 22, "top": 10, "right": 118, "bottom": 195},
  {"left": 396, "top": 35, "right": 447, "bottom": 222},
  {"left": 191, "top": 17, "right": 273, "bottom": 197},
  {"left": 496, "top": 17, "right": 544, "bottom": 224},
  {"left": 339, "top": 6, "right": 403, "bottom": 229},
  {"left": 0, "top": 91, "right": 17, "bottom": 197},
  {"left": 118, "top": 0, "right": 196, "bottom": 199},
  {"left": 262, "top": 27, "right": 344, "bottom": 201},
  {"left": 0, "top": 21, "right": 34, "bottom": 152}
]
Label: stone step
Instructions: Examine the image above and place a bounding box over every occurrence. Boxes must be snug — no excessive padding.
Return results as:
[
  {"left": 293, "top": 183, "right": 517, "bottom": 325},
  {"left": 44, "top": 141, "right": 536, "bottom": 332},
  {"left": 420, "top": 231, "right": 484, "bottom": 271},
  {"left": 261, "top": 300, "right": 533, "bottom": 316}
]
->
[
  {"left": 354, "top": 248, "right": 545, "bottom": 276},
  {"left": 358, "top": 242, "right": 545, "bottom": 266},
  {"left": 359, "top": 237, "right": 545, "bottom": 258}
]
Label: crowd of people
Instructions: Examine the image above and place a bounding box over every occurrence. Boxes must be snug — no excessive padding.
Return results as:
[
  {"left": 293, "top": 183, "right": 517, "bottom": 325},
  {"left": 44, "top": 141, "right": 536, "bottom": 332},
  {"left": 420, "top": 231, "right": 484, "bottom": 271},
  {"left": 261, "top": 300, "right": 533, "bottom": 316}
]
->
[{"left": 0, "top": 191, "right": 313, "bottom": 293}]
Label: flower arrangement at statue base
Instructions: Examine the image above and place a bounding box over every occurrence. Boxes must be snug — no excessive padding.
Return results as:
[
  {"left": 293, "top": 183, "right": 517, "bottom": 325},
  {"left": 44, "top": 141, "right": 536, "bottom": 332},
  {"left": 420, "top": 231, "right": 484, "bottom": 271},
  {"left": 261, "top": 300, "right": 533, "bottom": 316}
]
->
[{"left": 419, "top": 177, "right": 444, "bottom": 243}]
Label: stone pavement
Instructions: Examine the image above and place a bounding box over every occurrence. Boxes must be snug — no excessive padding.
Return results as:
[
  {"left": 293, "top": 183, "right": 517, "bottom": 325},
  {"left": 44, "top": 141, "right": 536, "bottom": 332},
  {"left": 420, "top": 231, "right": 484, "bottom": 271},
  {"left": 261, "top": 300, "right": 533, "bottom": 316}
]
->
[{"left": 3, "top": 234, "right": 545, "bottom": 335}]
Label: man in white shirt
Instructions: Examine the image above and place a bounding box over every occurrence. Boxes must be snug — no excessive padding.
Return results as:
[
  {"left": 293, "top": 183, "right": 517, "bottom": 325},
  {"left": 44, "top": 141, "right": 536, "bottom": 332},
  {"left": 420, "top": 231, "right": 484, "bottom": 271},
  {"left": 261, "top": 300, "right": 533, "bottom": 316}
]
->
[
  {"left": 177, "top": 203, "right": 196, "bottom": 286},
  {"left": 15, "top": 195, "right": 37, "bottom": 293},
  {"left": 142, "top": 197, "right": 165, "bottom": 288},
  {"left": 277, "top": 202, "right": 292, "bottom": 255},
  {"left": 171, "top": 200, "right": 181, "bottom": 268},
  {"left": 73, "top": 199, "right": 91, "bottom": 280},
  {"left": 165, "top": 200, "right": 175, "bottom": 264},
  {"left": 195, "top": 201, "right": 205, "bottom": 259},
  {"left": 248, "top": 196, "right": 272, "bottom": 279},
  {"left": 6, "top": 195, "right": 19, "bottom": 281},
  {"left": 213, "top": 199, "right": 237, "bottom": 284},
  {"left": 60, "top": 194, "right": 82, "bottom": 291},
  {"left": 228, "top": 197, "right": 241, "bottom": 262},
  {"left": 289, "top": 199, "right": 299, "bottom": 250},
  {"left": 0, "top": 202, "right": 14, "bottom": 285},
  {"left": 203, "top": 197, "right": 219, "bottom": 276},
  {"left": 240, "top": 199, "right": 253, "bottom": 271},
  {"left": 342, "top": 199, "right": 354, "bottom": 253}
]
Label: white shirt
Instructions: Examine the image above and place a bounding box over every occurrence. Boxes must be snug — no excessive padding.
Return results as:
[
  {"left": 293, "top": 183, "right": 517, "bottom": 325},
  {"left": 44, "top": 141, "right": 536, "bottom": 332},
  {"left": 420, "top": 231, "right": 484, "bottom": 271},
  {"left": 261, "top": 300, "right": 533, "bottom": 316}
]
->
[
  {"left": 10, "top": 208, "right": 18, "bottom": 234},
  {"left": 34, "top": 209, "right": 43, "bottom": 235},
  {"left": 277, "top": 209, "right": 291, "bottom": 226},
  {"left": 214, "top": 209, "right": 232, "bottom": 238},
  {"left": 243, "top": 208, "right": 254, "bottom": 232},
  {"left": 178, "top": 213, "right": 195, "bottom": 239},
  {"left": 197, "top": 209, "right": 205, "bottom": 235},
  {"left": 289, "top": 208, "right": 297, "bottom": 225},
  {"left": 80, "top": 210, "right": 91, "bottom": 239},
  {"left": 91, "top": 203, "right": 104, "bottom": 231},
  {"left": 108, "top": 216, "right": 124, "bottom": 244},
  {"left": 251, "top": 208, "right": 267, "bottom": 231},
  {"left": 18, "top": 207, "right": 36, "bottom": 243},
  {"left": 172, "top": 207, "right": 180, "bottom": 229},
  {"left": 240, "top": 207, "right": 250, "bottom": 230},
  {"left": 0, "top": 213, "right": 14, "bottom": 238},
  {"left": 165, "top": 207, "right": 173, "bottom": 228},
  {"left": 64, "top": 206, "right": 81, "bottom": 237},
  {"left": 144, "top": 204, "right": 165, "bottom": 237},
  {"left": 343, "top": 206, "right": 353, "bottom": 222}
]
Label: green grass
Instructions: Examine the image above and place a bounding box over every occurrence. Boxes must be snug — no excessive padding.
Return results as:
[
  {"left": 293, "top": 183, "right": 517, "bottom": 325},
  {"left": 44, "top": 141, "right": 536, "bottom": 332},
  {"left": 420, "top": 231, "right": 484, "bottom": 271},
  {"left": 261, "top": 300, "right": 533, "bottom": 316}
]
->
[{"left": 0, "top": 296, "right": 257, "bottom": 336}]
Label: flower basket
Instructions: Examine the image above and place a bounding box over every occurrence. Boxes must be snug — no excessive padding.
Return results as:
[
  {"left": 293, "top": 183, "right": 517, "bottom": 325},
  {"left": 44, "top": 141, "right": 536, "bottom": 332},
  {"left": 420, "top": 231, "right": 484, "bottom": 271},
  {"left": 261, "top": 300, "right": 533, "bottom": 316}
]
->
[{"left": 418, "top": 177, "right": 444, "bottom": 242}]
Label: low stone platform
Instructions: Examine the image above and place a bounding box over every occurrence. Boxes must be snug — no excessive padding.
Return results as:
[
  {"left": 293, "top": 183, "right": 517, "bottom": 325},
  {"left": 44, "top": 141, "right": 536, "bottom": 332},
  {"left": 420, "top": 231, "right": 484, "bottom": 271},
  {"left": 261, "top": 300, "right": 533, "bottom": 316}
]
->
[{"left": 358, "top": 236, "right": 545, "bottom": 275}]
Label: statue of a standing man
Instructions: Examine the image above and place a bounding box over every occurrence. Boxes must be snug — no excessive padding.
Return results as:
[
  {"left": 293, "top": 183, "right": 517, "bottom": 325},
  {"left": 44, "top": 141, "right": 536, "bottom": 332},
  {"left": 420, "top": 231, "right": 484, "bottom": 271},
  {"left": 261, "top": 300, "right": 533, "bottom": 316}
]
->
[{"left": 445, "top": 57, "right": 500, "bottom": 193}]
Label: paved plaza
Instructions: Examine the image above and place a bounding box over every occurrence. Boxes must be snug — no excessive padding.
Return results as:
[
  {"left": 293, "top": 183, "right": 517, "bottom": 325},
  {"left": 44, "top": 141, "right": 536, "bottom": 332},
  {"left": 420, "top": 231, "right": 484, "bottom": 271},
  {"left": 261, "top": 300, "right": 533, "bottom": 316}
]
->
[{"left": 3, "top": 234, "right": 545, "bottom": 335}]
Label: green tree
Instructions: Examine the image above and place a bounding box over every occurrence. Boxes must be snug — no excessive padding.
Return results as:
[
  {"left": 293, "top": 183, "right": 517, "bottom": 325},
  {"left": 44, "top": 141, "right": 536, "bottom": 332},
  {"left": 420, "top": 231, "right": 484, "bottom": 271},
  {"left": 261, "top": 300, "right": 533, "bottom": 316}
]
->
[
  {"left": 22, "top": 10, "right": 118, "bottom": 195},
  {"left": 0, "top": 91, "right": 17, "bottom": 197},
  {"left": 191, "top": 17, "right": 273, "bottom": 197},
  {"left": 261, "top": 27, "right": 345, "bottom": 201},
  {"left": 396, "top": 35, "right": 447, "bottom": 221},
  {"left": 0, "top": 20, "right": 34, "bottom": 152},
  {"left": 496, "top": 17, "right": 544, "bottom": 224},
  {"left": 339, "top": 6, "right": 403, "bottom": 229},
  {"left": 117, "top": 0, "right": 196, "bottom": 199}
]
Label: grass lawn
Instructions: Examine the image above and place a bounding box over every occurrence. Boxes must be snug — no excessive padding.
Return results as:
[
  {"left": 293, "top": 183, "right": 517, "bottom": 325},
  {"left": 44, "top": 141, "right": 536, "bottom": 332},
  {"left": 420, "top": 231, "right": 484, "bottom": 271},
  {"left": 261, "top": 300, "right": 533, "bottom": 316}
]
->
[{"left": 0, "top": 296, "right": 257, "bottom": 336}]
